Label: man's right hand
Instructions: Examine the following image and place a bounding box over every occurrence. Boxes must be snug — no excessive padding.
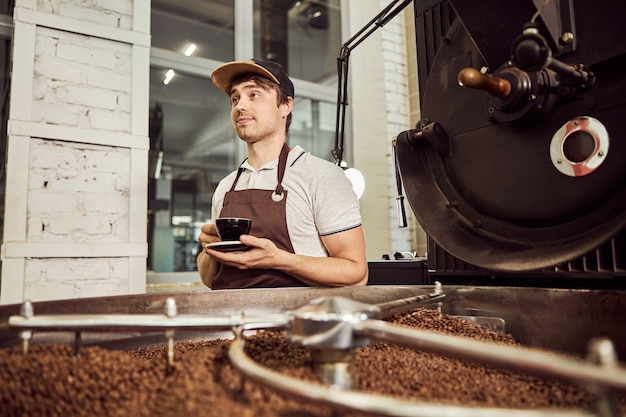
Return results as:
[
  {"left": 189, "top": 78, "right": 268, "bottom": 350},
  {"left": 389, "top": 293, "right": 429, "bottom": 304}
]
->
[
  {"left": 196, "top": 223, "right": 222, "bottom": 288},
  {"left": 198, "top": 223, "right": 221, "bottom": 248}
]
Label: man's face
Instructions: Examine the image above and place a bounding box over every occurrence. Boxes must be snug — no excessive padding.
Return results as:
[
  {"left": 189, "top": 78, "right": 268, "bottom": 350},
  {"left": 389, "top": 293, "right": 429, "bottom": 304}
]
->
[{"left": 229, "top": 80, "right": 289, "bottom": 143}]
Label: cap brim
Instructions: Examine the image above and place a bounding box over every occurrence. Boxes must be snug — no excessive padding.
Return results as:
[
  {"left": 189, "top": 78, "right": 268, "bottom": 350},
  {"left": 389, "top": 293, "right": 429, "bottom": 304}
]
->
[{"left": 211, "top": 60, "right": 280, "bottom": 95}]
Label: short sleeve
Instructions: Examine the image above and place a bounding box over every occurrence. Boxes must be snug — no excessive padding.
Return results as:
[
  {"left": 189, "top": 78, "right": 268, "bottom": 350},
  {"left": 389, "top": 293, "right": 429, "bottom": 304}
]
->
[{"left": 312, "top": 163, "right": 362, "bottom": 236}]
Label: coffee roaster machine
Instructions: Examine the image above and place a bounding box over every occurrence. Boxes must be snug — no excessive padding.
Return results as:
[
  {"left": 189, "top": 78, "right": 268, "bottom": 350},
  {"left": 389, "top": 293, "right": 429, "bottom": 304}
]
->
[
  {"left": 2, "top": 0, "right": 626, "bottom": 415},
  {"left": 396, "top": 0, "right": 626, "bottom": 288}
]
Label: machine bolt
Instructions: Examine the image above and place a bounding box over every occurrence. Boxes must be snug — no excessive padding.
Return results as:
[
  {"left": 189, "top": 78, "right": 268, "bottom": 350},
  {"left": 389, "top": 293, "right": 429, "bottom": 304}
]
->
[
  {"left": 561, "top": 32, "right": 574, "bottom": 44},
  {"left": 587, "top": 338, "right": 619, "bottom": 417},
  {"left": 587, "top": 338, "right": 617, "bottom": 366},
  {"left": 165, "top": 297, "right": 178, "bottom": 318},
  {"left": 19, "top": 301, "right": 33, "bottom": 355},
  {"left": 164, "top": 297, "right": 178, "bottom": 375}
]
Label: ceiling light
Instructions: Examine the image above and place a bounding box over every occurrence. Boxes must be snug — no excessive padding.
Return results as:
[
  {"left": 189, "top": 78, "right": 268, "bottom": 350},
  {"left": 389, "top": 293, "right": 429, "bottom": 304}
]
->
[
  {"left": 163, "top": 69, "right": 175, "bottom": 85},
  {"left": 184, "top": 43, "right": 197, "bottom": 56}
]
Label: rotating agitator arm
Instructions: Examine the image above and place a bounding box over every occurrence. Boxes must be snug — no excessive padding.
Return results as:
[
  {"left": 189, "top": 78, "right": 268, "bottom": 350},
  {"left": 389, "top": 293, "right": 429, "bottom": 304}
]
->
[{"left": 227, "top": 289, "right": 626, "bottom": 417}]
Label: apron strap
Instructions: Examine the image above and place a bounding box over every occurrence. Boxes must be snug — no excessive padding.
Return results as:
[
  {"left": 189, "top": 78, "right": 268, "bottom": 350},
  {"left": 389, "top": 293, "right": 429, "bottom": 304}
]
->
[
  {"left": 274, "top": 143, "right": 289, "bottom": 198},
  {"left": 229, "top": 166, "right": 245, "bottom": 192},
  {"left": 229, "top": 144, "right": 290, "bottom": 197}
]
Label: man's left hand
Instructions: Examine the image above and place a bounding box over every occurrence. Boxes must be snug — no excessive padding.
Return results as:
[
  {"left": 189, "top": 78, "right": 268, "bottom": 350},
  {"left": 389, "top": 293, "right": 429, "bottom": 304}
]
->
[{"left": 207, "top": 235, "right": 284, "bottom": 270}]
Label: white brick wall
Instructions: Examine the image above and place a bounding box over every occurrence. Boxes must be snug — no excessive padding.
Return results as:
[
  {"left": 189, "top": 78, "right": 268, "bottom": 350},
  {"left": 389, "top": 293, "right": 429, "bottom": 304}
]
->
[
  {"left": 1, "top": 0, "right": 150, "bottom": 305},
  {"left": 32, "top": 27, "right": 132, "bottom": 132},
  {"left": 27, "top": 139, "right": 131, "bottom": 243},
  {"left": 37, "top": 0, "right": 133, "bottom": 30},
  {"left": 381, "top": 0, "right": 418, "bottom": 255},
  {"left": 24, "top": 257, "right": 130, "bottom": 302},
  {"left": 348, "top": 0, "right": 422, "bottom": 259}
]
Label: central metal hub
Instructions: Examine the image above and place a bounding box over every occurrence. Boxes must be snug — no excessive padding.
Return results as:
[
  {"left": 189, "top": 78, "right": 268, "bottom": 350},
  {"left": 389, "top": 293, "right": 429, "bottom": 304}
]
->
[
  {"left": 285, "top": 296, "right": 380, "bottom": 349},
  {"left": 285, "top": 296, "right": 381, "bottom": 389}
]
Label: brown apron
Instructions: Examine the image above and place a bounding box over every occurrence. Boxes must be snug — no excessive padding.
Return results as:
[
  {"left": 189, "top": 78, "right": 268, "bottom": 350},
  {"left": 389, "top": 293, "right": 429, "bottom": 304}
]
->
[{"left": 211, "top": 144, "right": 308, "bottom": 289}]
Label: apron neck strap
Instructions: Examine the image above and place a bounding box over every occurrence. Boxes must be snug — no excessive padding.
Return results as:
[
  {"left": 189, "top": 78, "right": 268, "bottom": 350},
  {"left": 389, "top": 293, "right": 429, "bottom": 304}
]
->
[
  {"left": 275, "top": 143, "right": 289, "bottom": 195},
  {"left": 229, "top": 143, "right": 290, "bottom": 194}
]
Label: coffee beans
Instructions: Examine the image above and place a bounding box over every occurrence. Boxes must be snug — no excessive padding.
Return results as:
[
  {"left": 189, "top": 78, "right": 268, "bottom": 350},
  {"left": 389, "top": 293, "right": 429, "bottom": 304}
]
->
[{"left": 0, "top": 308, "right": 623, "bottom": 416}]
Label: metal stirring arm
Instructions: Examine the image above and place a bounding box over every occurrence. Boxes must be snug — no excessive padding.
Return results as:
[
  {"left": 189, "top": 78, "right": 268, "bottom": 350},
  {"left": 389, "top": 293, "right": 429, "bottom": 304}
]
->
[
  {"left": 8, "top": 297, "right": 288, "bottom": 368},
  {"left": 7, "top": 312, "right": 288, "bottom": 332},
  {"left": 355, "top": 319, "right": 626, "bottom": 394},
  {"left": 228, "top": 336, "right": 595, "bottom": 417},
  {"left": 7, "top": 286, "right": 446, "bottom": 335},
  {"left": 228, "top": 316, "right": 626, "bottom": 417}
]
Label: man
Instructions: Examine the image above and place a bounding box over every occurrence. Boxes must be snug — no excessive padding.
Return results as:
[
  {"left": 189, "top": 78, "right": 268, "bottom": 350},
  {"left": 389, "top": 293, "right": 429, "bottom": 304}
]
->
[{"left": 197, "top": 59, "right": 368, "bottom": 289}]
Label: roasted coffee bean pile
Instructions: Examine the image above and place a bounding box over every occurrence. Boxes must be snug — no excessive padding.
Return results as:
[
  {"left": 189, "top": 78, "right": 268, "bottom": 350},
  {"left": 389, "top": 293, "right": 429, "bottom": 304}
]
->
[{"left": 1, "top": 308, "right": 624, "bottom": 416}]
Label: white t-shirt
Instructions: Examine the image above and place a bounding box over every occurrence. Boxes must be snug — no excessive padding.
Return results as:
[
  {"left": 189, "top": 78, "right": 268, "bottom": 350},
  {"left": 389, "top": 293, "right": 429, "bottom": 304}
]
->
[{"left": 211, "top": 145, "right": 362, "bottom": 257}]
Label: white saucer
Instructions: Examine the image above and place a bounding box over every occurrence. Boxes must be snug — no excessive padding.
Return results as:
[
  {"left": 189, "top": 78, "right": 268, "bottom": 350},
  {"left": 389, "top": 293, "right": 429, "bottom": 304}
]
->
[{"left": 205, "top": 240, "right": 249, "bottom": 252}]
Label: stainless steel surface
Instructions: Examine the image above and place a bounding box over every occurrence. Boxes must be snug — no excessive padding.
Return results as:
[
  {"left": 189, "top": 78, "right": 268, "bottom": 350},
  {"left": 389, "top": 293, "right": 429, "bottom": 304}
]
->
[
  {"left": 6, "top": 286, "right": 625, "bottom": 392},
  {"left": 375, "top": 281, "right": 444, "bottom": 316},
  {"left": 455, "top": 315, "right": 506, "bottom": 333},
  {"left": 0, "top": 286, "right": 437, "bottom": 350},
  {"left": 439, "top": 286, "right": 626, "bottom": 358},
  {"left": 2, "top": 285, "right": 625, "bottom": 358}
]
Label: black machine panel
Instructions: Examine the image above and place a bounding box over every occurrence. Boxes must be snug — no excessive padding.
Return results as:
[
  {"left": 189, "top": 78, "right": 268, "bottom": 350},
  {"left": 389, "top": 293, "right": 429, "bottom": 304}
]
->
[{"left": 398, "top": 0, "right": 626, "bottom": 277}]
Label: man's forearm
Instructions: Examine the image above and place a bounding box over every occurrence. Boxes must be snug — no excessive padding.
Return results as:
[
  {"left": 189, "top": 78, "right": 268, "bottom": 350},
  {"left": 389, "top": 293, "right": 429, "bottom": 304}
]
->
[
  {"left": 275, "top": 251, "right": 368, "bottom": 287},
  {"left": 278, "top": 226, "right": 368, "bottom": 287}
]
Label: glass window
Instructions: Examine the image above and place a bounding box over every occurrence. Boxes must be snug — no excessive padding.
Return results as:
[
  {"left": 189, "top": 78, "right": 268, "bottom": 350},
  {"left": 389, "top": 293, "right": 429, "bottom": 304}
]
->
[
  {"left": 148, "top": 0, "right": 342, "bottom": 273},
  {"left": 0, "top": 1, "right": 12, "bottom": 15},
  {"left": 151, "top": 0, "right": 235, "bottom": 61},
  {"left": 253, "top": 0, "right": 341, "bottom": 84},
  {"left": 148, "top": 67, "right": 237, "bottom": 272},
  {"left": 290, "top": 98, "right": 336, "bottom": 162}
]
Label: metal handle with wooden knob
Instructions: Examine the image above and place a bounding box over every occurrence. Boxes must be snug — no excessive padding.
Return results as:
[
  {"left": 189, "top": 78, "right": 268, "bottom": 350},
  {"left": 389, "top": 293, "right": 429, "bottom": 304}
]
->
[{"left": 458, "top": 67, "right": 511, "bottom": 98}]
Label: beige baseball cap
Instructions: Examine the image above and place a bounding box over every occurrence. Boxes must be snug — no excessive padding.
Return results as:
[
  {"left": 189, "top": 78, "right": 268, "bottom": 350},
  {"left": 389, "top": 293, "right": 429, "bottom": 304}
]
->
[{"left": 211, "top": 59, "right": 295, "bottom": 98}]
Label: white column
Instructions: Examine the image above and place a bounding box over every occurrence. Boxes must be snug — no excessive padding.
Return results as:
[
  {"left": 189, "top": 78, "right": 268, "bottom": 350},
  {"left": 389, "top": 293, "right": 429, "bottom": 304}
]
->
[
  {"left": 345, "top": 0, "right": 418, "bottom": 260},
  {"left": 0, "top": 0, "right": 151, "bottom": 304}
]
